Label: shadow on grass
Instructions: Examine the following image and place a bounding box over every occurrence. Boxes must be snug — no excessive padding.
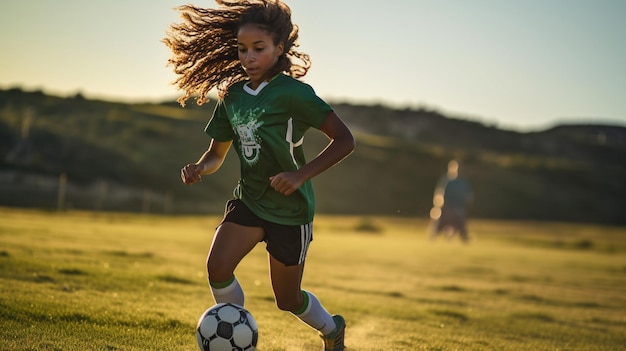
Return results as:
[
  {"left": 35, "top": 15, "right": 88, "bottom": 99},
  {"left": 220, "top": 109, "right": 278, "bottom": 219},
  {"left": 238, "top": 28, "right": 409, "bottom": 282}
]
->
[
  {"left": 322, "top": 283, "right": 470, "bottom": 309},
  {"left": 490, "top": 289, "right": 605, "bottom": 309},
  {"left": 104, "top": 250, "right": 156, "bottom": 259},
  {"left": 156, "top": 274, "right": 196, "bottom": 285},
  {"left": 428, "top": 308, "right": 470, "bottom": 322},
  {"left": 511, "top": 311, "right": 555, "bottom": 323},
  {"left": 58, "top": 268, "right": 87, "bottom": 276}
]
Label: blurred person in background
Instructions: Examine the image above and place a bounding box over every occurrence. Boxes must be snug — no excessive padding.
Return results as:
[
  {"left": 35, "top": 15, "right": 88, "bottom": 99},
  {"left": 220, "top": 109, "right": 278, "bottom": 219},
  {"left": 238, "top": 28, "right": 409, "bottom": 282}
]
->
[{"left": 428, "top": 160, "right": 473, "bottom": 243}]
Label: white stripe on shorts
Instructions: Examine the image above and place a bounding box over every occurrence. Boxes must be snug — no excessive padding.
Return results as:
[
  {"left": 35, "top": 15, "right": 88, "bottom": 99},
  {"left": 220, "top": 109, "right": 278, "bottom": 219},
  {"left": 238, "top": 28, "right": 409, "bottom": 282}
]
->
[{"left": 298, "top": 222, "right": 313, "bottom": 264}]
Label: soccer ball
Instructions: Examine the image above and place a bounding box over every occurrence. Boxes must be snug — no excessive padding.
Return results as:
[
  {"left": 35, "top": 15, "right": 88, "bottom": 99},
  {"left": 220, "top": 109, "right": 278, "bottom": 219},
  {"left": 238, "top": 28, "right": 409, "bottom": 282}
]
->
[{"left": 196, "top": 303, "right": 258, "bottom": 351}]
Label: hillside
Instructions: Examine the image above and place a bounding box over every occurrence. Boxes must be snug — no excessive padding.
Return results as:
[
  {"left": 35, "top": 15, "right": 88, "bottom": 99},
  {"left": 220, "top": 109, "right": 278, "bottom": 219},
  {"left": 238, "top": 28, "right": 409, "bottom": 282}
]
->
[{"left": 1, "top": 88, "right": 625, "bottom": 224}]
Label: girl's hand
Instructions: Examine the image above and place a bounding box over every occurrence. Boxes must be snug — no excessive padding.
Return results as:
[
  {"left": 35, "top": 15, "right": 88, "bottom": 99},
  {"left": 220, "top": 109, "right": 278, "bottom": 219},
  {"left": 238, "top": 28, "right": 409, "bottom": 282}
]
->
[
  {"left": 181, "top": 163, "right": 202, "bottom": 185},
  {"left": 269, "top": 172, "right": 304, "bottom": 196}
]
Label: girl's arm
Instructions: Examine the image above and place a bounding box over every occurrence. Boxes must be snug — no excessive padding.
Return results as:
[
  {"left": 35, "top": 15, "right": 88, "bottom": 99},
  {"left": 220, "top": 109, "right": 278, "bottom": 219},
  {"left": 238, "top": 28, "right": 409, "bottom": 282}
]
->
[
  {"left": 181, "top": 139, "right": 233, "bottom": 185},
  {"left": 270, "top": 112, "right": 355, "bottom": 195}
]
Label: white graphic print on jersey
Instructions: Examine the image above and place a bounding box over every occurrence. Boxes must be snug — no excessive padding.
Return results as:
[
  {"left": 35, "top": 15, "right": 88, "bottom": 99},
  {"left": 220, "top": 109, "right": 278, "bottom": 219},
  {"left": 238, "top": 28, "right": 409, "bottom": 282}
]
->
[{"left": 232, "top": 107, "right": 265, "bottom": 166}]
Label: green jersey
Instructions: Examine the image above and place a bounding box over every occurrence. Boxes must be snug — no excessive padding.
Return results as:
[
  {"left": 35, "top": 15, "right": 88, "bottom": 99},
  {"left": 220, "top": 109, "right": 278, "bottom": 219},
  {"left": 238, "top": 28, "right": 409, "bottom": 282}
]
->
[{"left": 205, "top": 74, "right": 332, "bottom": 225}]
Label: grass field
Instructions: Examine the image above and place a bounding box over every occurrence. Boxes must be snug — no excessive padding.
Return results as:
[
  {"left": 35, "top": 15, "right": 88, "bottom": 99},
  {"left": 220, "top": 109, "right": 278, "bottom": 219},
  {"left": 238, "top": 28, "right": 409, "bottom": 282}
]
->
[{"left": 1, "top": 207, "right": 625, "bottom": 351}]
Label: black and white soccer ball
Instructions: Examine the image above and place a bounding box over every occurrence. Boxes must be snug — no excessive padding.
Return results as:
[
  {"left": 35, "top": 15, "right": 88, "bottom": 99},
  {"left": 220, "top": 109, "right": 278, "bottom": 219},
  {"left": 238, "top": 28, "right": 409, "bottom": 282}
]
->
[{"left": 196, "top": 303, "right": 258, "bottom": 351}]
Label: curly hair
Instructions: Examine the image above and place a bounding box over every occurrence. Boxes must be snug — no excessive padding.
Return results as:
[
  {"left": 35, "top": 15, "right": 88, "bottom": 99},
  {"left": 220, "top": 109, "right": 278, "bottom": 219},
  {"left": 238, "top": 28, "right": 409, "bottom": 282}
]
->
[{"left": 163, "top": 0, "right": 311, "bottom": 106}]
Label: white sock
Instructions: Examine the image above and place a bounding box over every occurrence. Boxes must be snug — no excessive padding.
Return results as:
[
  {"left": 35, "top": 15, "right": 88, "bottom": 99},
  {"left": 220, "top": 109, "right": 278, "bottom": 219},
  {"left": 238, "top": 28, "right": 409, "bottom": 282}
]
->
[
  {"left": 210, "top": 276, "right": 244, "bottom": 307},
  {"left": 294, "top": 290, "right": 336, "bottom": 335}
]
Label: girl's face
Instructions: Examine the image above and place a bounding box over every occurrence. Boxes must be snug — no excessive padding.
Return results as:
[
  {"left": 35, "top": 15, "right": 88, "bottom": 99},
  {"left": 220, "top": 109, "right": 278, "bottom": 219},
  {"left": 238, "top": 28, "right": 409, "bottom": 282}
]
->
[{"left": 237, "top": 24, "right": 283, "bottom": 89}]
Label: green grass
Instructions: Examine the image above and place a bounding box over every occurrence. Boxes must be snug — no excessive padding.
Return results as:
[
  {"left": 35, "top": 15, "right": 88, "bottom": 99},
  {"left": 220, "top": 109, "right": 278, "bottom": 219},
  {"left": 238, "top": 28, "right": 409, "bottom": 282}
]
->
[{"left": 1, "top": 208, "right": 625, "bottom": 350}]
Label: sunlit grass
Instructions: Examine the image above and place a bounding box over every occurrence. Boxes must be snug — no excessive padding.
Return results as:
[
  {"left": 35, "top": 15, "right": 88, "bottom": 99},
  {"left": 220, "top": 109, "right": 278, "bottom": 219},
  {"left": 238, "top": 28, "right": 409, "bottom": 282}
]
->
[{"left": 1, "top": 208, "right": 625, "bottom": 350}]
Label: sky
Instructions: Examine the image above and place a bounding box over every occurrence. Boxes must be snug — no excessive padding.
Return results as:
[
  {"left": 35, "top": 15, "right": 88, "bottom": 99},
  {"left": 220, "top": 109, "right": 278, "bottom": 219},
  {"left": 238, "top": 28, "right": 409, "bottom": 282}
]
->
[{"left": 1, "top": 0, "right": 625, "bottom": 132}]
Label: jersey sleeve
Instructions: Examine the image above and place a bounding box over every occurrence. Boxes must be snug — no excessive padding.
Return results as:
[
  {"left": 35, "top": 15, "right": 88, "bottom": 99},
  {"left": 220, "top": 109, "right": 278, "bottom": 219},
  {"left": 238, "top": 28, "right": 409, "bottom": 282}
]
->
[
  {"left": 204, "top": 99, "right": 235, "bottom": 141},
  {"left": 289, "top": 83, "right": 333, "bottom": 129}
]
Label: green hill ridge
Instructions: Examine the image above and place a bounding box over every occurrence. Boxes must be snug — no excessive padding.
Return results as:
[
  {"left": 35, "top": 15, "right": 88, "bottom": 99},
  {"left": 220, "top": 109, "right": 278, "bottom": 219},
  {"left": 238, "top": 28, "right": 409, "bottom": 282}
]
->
[{"left": 1, "top": 88, "right": 625, "bottom": 224}]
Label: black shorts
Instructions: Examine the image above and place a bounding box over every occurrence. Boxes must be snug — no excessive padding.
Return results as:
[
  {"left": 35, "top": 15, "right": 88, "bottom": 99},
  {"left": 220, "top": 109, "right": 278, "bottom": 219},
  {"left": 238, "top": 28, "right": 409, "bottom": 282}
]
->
[
  {"left": 220, "top": 199, "right": 313, "bottom": 266},
  {"left": 436, "top": 206, "right": 467, "bottom": 233}
]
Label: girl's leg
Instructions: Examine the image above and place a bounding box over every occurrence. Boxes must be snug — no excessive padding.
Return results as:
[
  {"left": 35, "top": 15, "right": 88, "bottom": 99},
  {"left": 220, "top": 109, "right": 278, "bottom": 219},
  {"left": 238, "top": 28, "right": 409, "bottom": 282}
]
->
[
  {"left": 269, "top": 255, "right": 337, "bottom": 335},
  {"left": 207, "top": 222, "right": 264, "bottom": 306}
]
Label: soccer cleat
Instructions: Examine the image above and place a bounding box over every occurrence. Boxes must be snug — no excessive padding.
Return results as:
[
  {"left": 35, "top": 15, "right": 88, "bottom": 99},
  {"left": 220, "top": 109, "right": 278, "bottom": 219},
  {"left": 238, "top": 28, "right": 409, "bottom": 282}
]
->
[{"left": 320, "top": 315, "right": 346, "bottom": 351}]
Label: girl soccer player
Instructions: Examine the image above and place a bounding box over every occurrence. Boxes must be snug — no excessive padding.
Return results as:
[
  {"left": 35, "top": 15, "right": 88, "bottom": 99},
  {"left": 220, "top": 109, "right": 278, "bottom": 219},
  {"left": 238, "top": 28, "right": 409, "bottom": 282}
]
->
[{"left": 164, "top": 1, "right": 355, "bottom": 350}]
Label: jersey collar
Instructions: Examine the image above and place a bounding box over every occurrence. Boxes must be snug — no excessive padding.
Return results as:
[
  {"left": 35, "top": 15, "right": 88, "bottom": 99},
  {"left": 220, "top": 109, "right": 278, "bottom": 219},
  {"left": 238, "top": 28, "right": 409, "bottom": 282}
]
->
[
  {"left": 243, "top": 81, "right": 269, "bottom": 96},
  {"left": 242, "top": 74, "right": 281, "bottom": 96}
]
